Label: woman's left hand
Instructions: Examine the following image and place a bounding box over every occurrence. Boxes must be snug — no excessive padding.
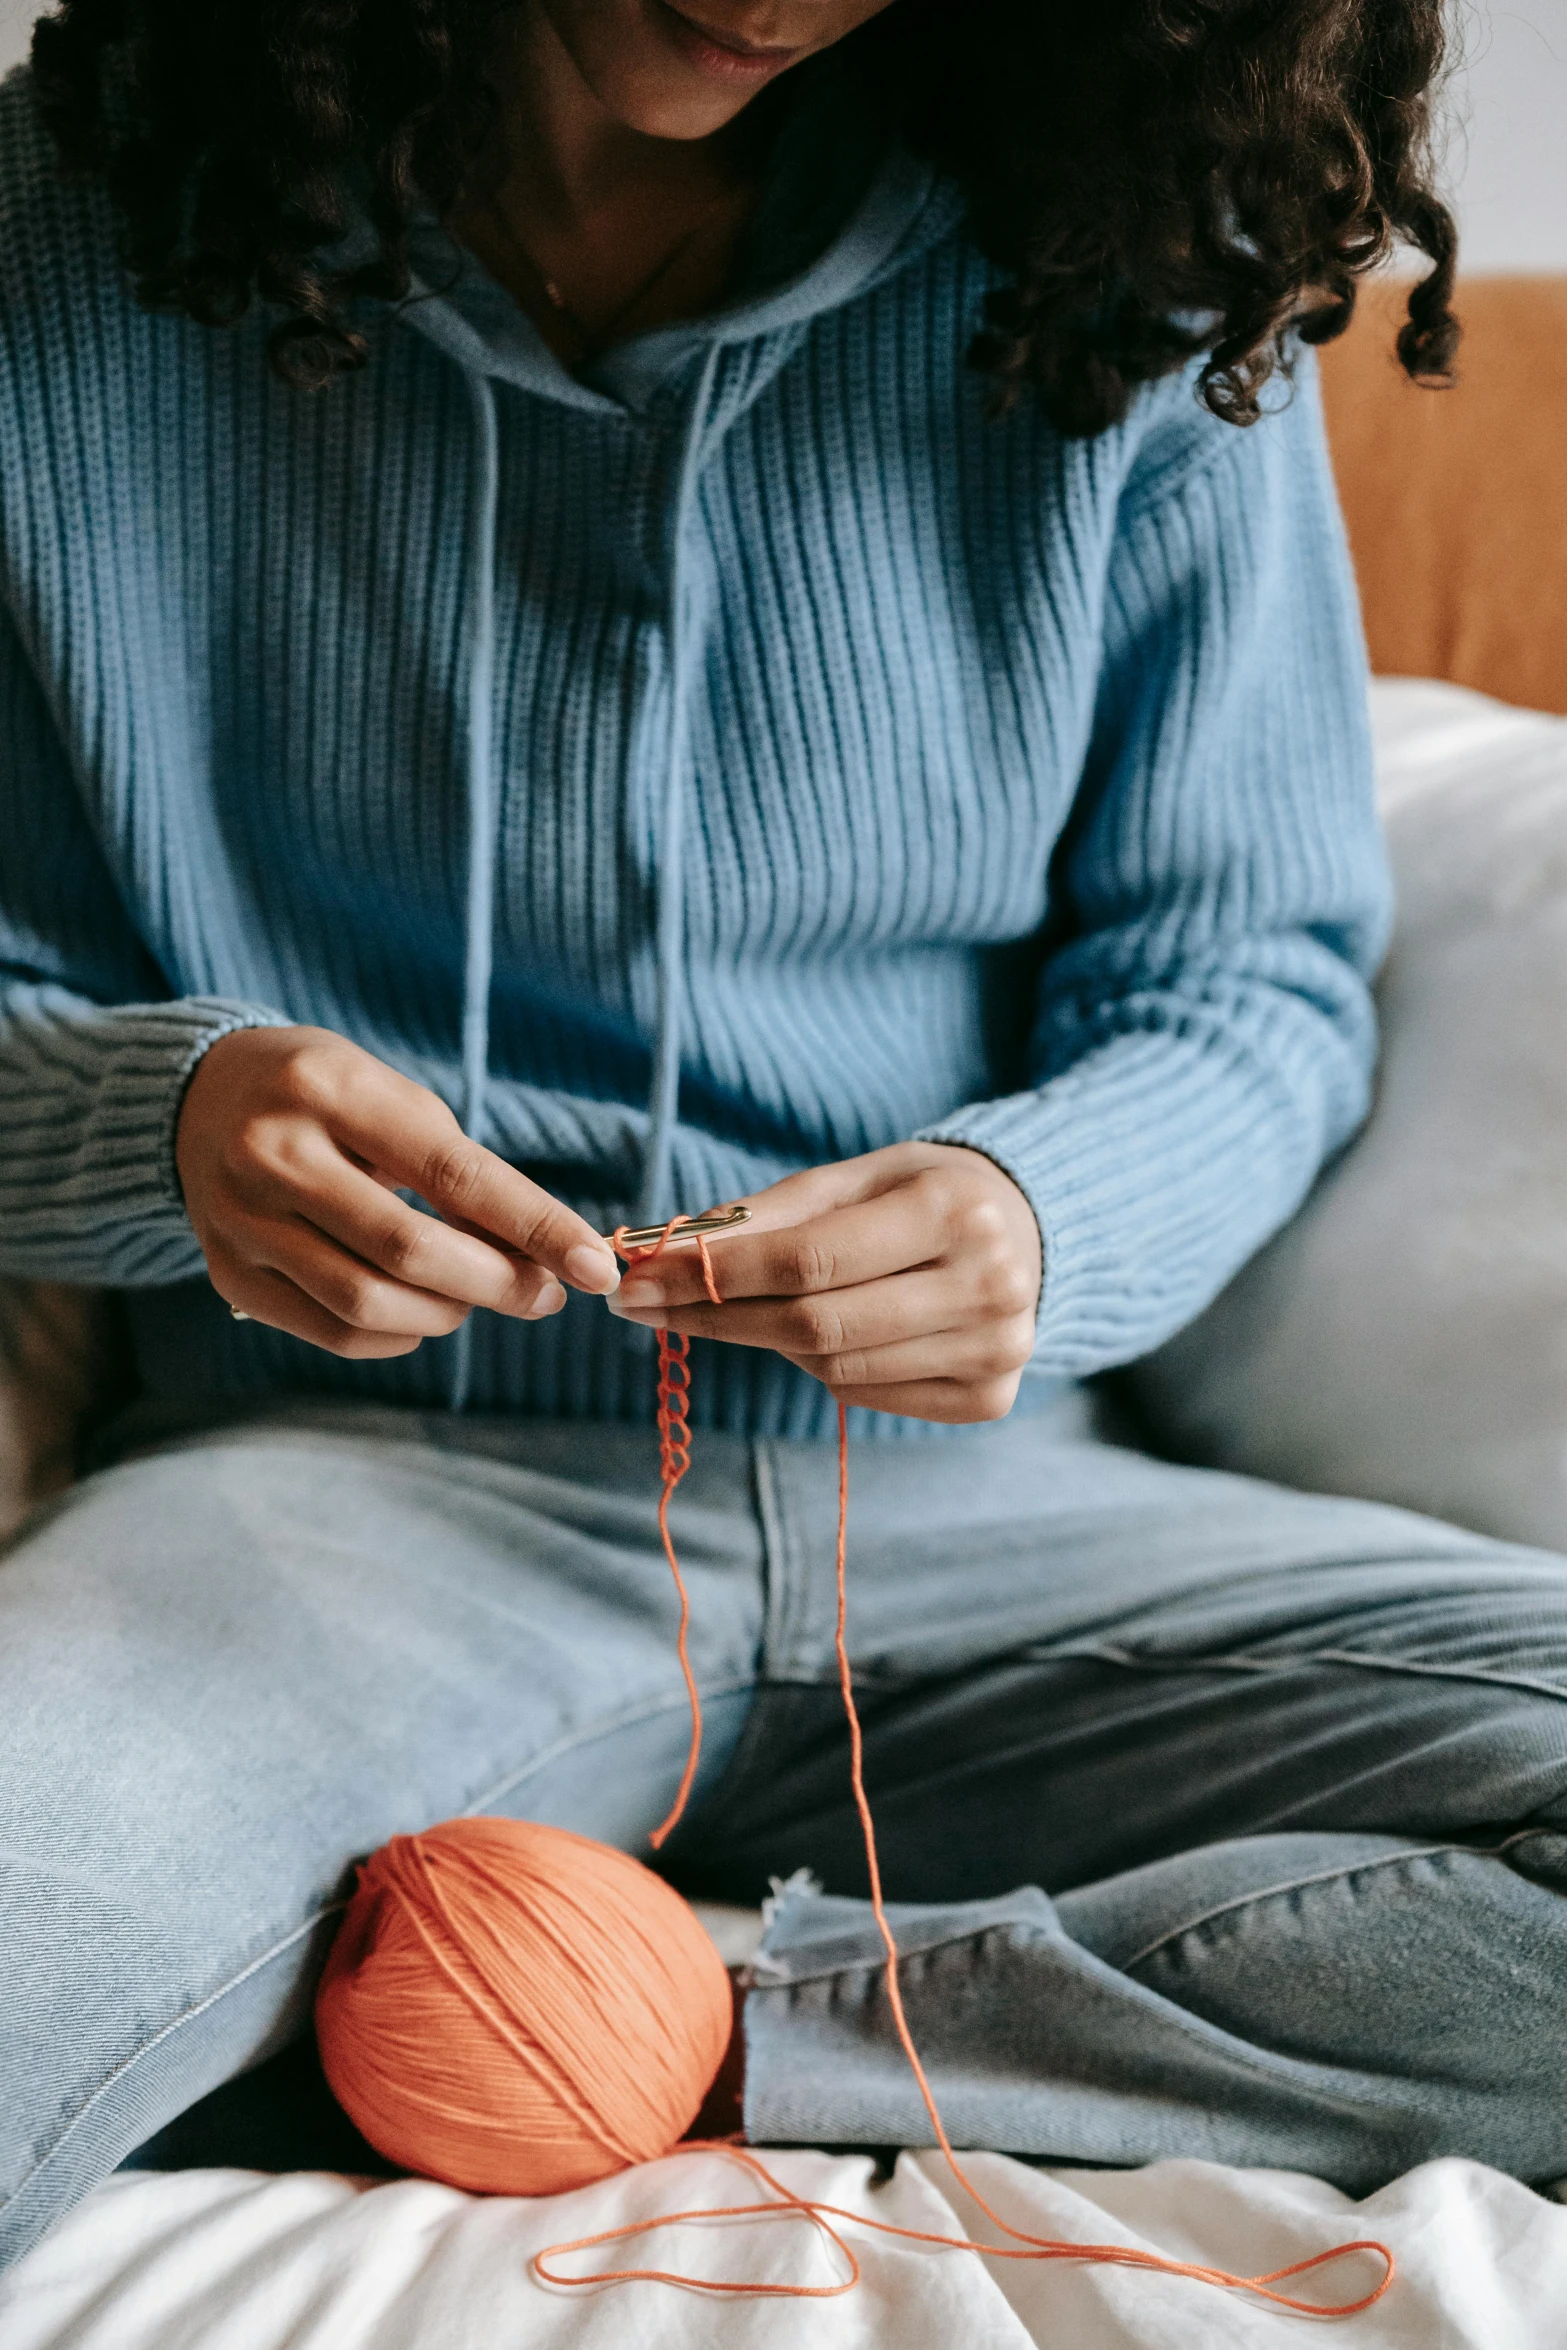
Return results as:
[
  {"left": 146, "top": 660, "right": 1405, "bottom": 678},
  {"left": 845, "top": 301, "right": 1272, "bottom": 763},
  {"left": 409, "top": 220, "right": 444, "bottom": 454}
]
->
[{"left": 608, "top": 1142, "right": 1042, "bottom": 1424}]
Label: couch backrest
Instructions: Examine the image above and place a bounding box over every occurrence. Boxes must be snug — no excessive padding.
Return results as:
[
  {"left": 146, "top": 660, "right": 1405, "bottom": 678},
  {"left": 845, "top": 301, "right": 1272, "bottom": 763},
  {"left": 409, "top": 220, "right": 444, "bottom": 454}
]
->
[{"left": 1319, "top": 275, "right": 1567, "bottom": 716}]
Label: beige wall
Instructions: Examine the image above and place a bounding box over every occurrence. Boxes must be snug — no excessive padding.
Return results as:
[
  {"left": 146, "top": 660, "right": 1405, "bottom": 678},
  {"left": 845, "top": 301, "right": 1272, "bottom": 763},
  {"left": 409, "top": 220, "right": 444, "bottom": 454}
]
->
[
  {"left": 0, "top": 0, "right": 1564, "bottom": 269},
  {"left": 1450, "top": 0, "right": 1567, "bottom": 269}
]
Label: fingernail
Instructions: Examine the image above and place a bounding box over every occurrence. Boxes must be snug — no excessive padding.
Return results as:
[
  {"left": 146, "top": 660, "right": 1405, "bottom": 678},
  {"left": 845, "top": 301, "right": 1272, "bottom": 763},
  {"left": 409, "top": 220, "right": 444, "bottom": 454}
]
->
[
  {"left": 613, "top": 1279, "right": 659, "bottom": 1311},
  {"left": 526, "top": 1281, "right": 567, "bottom": 1319},
  {"left": 565, "top": 1245, "right": 619, "bottom": 1294}
]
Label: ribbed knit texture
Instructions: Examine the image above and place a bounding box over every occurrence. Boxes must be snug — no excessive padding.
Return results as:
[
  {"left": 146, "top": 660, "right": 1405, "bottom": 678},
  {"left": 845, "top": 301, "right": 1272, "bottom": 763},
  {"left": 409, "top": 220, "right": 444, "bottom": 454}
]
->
[{"left": 0, "top": 66, "right": 1388, "bottom": 1440}]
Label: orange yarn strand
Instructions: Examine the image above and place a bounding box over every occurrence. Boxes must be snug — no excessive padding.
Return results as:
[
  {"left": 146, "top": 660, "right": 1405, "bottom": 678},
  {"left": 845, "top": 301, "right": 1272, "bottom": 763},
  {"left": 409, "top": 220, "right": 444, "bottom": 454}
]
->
[
  {"left": 562, "top": 1225, "right": 1398, "bottom": 2319},
  {"left": 609, "top": 1217, "right": 724, "bottom": 1851}
]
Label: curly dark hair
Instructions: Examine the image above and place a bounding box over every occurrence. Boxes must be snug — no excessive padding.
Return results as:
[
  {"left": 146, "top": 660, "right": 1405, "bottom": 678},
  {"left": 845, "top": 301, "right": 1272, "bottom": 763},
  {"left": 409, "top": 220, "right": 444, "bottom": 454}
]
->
[{"left": 30, "top": 0, "right": 1459, "bottom": 434}]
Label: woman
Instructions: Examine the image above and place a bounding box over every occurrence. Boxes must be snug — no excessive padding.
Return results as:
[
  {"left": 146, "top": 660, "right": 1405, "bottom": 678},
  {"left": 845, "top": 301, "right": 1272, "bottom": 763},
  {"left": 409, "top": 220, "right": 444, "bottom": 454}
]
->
[{"left": 4, "top": 0, "right": 1565, "bottom": 2274}]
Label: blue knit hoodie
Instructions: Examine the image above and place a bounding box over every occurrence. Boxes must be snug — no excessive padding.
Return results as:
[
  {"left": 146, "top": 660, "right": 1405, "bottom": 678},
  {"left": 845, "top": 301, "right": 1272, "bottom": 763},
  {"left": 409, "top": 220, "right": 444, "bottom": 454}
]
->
[{"left": 0, "top": 62, "right": 1388, "bottom": 1439}]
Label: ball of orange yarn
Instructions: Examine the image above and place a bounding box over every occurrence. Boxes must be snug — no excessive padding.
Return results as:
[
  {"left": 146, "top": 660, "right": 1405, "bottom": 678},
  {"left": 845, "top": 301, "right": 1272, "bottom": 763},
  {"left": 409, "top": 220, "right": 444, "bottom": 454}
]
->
[{"left": 315, "top": 1815, "right": 733, "bottom": 2197}]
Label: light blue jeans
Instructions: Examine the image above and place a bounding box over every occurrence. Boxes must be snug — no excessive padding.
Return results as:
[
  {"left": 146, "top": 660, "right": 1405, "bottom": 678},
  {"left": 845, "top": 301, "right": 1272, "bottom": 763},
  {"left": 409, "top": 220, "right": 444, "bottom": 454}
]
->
[{"left": 3, "top": 1390, "right": 1567, "bottom": 2271}]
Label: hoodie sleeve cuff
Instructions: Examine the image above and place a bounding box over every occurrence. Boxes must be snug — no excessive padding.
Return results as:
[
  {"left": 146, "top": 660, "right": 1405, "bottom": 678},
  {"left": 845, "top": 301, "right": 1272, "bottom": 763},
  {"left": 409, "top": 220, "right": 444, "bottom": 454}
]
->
[
  {"left": 0, "top": 991, "right": 294, "bottom": 1286},
  {"left": 912, "top": 1022, "right": 1321, "bottom": 1379}
]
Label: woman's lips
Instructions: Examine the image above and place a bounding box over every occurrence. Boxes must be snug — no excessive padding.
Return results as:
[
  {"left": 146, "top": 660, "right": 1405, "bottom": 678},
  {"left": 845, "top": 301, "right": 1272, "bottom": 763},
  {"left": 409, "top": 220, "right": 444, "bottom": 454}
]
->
[{"left": 652, "top": 0, "right": 806, "bottom": 83}]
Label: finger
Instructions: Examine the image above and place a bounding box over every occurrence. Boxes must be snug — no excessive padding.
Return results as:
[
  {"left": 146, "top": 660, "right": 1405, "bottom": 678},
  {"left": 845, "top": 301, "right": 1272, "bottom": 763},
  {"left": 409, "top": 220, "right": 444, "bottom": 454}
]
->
[
  {"left": 297, "top": 1153, "right": 567, "bottom": 1316},
  {"left": 417, "top": 1145, "right": 619, "bottom": 1294},
  {"left": 331, "top": 1085, "right": 620, "bottom": 1295},
  {"left": 779, "top": 1313, "right": 1036, "bottom": 1392},
  {"left": 616, "top": 1268, "right": 974, "bottom": 1354},
  {"left": 608, "top": 1149, "right": 937, "bottom": 1301},
  {"left": 704, "top": 1152, "right": 897, "bottom": 1232},
  {"left": 258, "top": 1222, "right": 499, "bottom": 1339},
  {"left": 211, "top": 1259, "right": 428, "bottom": 1360},
  {"left": 816, "top": 1376, "right": 1023, "bottom": 1426},
  {"left": 614, "top": 1182, "right": 943, "bottom": 1313}
]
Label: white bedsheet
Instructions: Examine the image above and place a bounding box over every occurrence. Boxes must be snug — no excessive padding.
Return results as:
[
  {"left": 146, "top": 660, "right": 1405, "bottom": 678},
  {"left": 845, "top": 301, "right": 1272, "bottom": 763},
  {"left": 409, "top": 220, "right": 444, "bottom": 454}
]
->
[{"left": 4, "top": 2150, "right": 1565, "bottom": 2349}]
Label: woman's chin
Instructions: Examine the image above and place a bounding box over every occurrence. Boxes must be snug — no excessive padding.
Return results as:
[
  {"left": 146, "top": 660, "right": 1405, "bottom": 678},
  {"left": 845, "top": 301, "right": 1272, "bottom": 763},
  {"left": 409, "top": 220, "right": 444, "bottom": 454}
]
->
[{"left": 539, "top": 0, "right": 805, "bottom": 142}]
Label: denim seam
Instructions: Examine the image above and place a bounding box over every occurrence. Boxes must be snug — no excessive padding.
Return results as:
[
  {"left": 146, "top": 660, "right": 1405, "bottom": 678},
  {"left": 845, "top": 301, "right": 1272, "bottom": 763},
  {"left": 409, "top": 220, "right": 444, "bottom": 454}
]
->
[
  {"left": 3, "top": 1677, "right": 755, "bottom": 2221},
  {"left": 752, "top": 1437, "right": 798, "bottom": 1680},
  {"left": 1295, "top": 1647, "right": 1567, "bottom": 1704},
  {"left": 0, "top": 1907, "right": 342, "bottom": 2219},
  {"left": 461, "top": 1676, "right": 757, "bottom": 1815},
  {"left": 1063, "top": 1640, "right": 1567, "bottom": 1706},
  {"left": 1117, "top": 1841, "right": 1482, "bottom": 1976}
]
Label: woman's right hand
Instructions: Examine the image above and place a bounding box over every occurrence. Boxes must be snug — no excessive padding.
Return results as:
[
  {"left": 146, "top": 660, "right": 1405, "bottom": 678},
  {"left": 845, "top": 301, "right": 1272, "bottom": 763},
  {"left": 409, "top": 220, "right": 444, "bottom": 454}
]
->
[{"left": 175, "top": 1026, "right": 620, "bottom": 1358}]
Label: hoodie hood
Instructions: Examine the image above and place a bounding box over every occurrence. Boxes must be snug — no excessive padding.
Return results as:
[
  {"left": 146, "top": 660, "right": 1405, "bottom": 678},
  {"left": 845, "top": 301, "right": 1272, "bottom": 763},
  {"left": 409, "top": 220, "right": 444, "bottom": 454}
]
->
[{"left": 396, "top": 64, "right": 963, "bottom": 416}]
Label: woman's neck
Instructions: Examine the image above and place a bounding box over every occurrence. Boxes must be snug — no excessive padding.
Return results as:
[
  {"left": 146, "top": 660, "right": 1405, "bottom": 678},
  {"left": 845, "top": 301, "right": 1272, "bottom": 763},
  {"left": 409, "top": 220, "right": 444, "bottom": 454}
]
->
[
  {"left": 455, "top": 7, "right": 766, "bottom": 363},
  {"left": 494, "top": 6, "right": 746, "bottom": 230}
]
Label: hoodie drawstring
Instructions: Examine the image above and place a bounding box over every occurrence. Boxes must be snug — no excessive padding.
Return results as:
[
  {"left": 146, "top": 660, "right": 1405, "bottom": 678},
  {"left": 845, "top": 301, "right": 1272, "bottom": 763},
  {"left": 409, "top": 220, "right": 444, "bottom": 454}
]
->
[
  {"left": 448, "top": 347, "right": 724, "bottom": 1413},
  {"left": 449, "top": 370, "right": 500, "bottom": 1415},
  {"left": 633, "top": 340, "right": 725, "bottom": 1233}
]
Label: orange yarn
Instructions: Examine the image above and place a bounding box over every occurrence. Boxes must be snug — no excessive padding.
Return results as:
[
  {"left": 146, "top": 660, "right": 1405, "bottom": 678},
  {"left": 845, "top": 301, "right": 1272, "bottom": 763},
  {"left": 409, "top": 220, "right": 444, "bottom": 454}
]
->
[{"left": 314, "top": 1815, "right": 731, "bottom": 2196}]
